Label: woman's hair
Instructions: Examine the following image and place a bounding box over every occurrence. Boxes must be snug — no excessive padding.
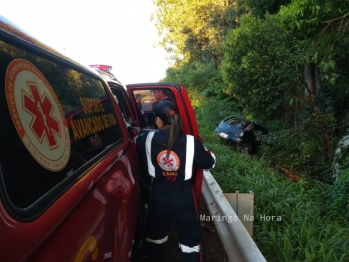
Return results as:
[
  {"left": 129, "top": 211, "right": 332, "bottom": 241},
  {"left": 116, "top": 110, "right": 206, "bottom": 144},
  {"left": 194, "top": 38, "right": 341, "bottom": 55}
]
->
[{"left": 154, "top": 101, "right": 182, "bottom": 158}]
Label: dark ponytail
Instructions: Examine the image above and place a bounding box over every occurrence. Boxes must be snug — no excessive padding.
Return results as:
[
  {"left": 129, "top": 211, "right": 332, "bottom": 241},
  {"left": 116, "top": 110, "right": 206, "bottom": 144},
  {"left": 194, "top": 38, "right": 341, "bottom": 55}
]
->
[{"left": 154, "top": 101, "right": 182, "bottom": 158}]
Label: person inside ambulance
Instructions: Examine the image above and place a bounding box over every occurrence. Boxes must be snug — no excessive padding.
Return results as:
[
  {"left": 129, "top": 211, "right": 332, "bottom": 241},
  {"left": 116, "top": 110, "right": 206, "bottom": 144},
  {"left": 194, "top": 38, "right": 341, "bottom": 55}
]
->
[
  {"left": 135, "top": 101, "right": 216, "bottom": 262},
  {"left": 150, "top": 89, "right": 173, "bottom": 111},
  {"left": 81, "top": 133, "right": 104, "bottom": 160},
  {"left": 151, "top": 89, "right": 172, "bottom": 103}
]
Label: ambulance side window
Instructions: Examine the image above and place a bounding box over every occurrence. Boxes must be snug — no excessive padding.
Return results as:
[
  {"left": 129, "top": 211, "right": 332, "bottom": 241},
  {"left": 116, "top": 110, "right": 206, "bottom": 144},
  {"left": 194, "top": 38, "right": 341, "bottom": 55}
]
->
[{"left": 0, "top": 40, "right": 123, "bottom": 220}]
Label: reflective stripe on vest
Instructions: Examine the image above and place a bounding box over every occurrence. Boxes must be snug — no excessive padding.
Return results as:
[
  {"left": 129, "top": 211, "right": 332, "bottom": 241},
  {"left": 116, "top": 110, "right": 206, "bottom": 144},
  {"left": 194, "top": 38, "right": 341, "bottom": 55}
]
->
[
  {"left": 146, "top": 131, "right": 156, "bottom": 177},
  {"left": 184, "top": 135, "right": 194, "bottom": 180}
]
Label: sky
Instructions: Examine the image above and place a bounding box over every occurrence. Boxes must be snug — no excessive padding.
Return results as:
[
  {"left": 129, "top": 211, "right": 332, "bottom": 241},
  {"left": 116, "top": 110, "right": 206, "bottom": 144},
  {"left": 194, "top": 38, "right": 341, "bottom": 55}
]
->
[{"left": 1, "top": 0, "right": 170, "bottom": 85}]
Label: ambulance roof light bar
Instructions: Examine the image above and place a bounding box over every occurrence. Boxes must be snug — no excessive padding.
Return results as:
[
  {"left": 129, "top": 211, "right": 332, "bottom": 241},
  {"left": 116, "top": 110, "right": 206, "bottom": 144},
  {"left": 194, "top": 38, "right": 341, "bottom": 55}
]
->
[{"left": 89, "top": 64, "right": 112, "bottom": 73}]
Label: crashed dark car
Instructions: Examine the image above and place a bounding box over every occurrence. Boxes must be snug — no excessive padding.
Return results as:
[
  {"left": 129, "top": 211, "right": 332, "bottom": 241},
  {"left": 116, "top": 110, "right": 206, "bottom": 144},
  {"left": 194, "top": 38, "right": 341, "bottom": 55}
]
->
[{"left": 215, "top": 116, "right": 268, "bottom": 154}]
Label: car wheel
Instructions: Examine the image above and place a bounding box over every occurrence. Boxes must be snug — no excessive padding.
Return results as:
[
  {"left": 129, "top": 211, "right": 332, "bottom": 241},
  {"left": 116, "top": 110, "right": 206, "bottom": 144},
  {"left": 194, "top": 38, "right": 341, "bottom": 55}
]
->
[{"left": 237, "top": 143, "right": 253, "bottom": 154}]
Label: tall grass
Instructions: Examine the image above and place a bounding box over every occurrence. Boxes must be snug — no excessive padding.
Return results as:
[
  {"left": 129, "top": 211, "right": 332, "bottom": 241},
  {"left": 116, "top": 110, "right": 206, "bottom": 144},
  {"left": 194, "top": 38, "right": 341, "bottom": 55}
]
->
[{"left": 195, "top": 97, "right": 349, "bottom": 262}]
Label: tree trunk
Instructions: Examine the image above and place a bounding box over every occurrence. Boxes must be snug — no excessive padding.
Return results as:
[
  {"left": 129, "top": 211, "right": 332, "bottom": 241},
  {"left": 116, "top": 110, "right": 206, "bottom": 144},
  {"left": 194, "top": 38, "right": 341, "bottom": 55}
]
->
[
  {"left": 303, "top": 64, "right": 333, "bottom": 159},
  {"left": 304, "top": 64, "right": 316, "bottom": 96}
]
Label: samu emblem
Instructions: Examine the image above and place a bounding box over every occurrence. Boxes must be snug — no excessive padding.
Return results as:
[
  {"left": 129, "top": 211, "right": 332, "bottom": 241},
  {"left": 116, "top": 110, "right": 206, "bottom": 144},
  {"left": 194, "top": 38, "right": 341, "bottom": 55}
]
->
[
  {"left": 5, "top": 59, "right": 70, "bottom": 172},
  {"left": 157, "top": 150, "right": 180, "bottom": 171}
]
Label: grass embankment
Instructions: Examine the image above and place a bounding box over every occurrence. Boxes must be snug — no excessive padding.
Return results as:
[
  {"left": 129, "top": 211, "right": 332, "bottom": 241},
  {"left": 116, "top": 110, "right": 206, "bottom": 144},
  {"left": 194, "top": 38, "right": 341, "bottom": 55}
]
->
[{"left": 195, "top": 99, "right": 349, "bottom": 262}]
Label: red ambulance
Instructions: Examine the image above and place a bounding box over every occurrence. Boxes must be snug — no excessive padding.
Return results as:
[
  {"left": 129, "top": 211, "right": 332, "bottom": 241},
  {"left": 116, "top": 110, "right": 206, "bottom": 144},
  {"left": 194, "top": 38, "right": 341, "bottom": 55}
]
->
[{"left": 0, "top": 14, "right": 203, "bottom": 262}]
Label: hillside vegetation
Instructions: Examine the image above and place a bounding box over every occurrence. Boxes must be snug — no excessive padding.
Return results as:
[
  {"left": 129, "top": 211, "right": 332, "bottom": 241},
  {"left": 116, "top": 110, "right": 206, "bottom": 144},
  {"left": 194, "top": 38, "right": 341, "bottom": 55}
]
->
[
  {"left": 195, "top": 99, "right": 349, "bottom": 261},
  {"left": 153, "top": 0, "right": 349, "bottom": 260}
]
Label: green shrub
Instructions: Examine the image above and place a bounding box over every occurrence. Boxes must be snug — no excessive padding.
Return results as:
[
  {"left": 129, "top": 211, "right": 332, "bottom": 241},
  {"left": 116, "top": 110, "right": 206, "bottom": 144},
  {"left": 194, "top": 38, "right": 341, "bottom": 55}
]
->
[
  {"left": 328, "top": 155, "right": 349, "bottom": 220},
  {"left": 257, "top": 116, "right": 335, "bottom": 181}
]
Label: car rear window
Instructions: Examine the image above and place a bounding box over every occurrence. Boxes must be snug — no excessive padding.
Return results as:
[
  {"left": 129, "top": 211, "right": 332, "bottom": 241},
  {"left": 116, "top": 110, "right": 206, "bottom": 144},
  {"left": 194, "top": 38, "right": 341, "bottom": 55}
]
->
[{"left": 0, "top": 40, "right": 123, "bottom": 218}]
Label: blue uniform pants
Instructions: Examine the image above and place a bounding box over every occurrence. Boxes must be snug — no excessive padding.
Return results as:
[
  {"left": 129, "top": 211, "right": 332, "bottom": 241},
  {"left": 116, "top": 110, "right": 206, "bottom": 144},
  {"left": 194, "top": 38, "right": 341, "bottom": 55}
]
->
[{"left": 146, "top": 180, "right": 201, "bottom": 262}]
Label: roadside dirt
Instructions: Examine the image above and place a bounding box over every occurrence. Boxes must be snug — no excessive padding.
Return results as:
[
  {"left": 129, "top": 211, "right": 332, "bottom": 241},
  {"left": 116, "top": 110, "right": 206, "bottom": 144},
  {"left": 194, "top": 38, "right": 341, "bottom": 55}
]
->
[{"left": 132, "top": 196, "right": 228, "bottom": 261}]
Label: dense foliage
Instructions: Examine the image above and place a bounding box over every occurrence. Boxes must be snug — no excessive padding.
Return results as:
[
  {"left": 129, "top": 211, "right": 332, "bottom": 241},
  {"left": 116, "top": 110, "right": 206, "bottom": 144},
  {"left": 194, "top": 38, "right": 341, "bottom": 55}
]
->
[
  {"left": 195, "top": 98, "right": 349, "bottom": 261},
  {"left": 153, "top": 0, "right": 349, "bottom": 260},
  {"left": 157, "top": 0, "right": 349, "bottom": 177}
]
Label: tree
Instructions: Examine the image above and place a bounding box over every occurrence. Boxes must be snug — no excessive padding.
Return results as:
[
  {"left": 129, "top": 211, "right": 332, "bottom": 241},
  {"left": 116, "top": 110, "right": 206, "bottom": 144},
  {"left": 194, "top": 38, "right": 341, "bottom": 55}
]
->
[
  {"left": 246, "top": 0, "right": 292, "bottom": 18},
  {"left": 277, "top": 0, "right": 349, "bottom": 158},
  {"left": 152, "top": 0, "right": 248, "bottom": 66},
  {"left": 163, "top": 61, "right": 219, "bottom": 107},
  {"left": 221, "top": 15, "right": 300, "bottom": 121}
]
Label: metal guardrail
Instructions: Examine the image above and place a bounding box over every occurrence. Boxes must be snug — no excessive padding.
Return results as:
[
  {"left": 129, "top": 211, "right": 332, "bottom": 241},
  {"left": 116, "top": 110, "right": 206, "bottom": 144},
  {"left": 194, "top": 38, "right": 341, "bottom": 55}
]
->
[{"left": 201, "top": 170, "right": 266, "bottom": 262}]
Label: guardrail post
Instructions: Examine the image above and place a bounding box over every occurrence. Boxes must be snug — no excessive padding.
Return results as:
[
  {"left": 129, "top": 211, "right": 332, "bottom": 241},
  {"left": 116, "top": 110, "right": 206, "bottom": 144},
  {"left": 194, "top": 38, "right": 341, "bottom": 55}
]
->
[{"left": 224, "top": 191, "right": 254, "bottom": 236}]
